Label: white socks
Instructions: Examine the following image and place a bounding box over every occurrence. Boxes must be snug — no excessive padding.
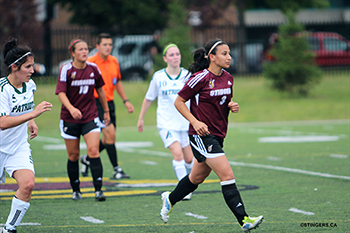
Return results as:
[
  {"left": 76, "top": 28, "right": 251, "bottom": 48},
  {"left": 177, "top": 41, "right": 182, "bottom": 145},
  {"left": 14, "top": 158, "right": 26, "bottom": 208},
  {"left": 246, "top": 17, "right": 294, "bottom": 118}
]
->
[
  {"left": 172, "top": 160, "right": 187, "bottom": 181},
  {"left": 5, "top": 197, "right": 30, "bottom": 230},
  {"left": 184, "top": 159, "right": 194, "bottom": 174}
]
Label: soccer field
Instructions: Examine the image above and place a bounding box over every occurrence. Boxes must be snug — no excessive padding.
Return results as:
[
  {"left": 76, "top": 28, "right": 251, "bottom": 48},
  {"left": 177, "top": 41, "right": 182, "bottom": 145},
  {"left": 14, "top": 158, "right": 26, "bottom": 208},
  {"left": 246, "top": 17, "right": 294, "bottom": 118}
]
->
[{"left": 1, "top": 119, "right": 349, "bottom": 232}]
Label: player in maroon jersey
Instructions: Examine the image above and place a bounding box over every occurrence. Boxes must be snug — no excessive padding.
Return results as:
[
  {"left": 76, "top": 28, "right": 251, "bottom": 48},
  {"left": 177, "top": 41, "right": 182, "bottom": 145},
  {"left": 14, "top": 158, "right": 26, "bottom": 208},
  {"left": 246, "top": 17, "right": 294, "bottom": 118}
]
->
[
  {"left": 55, "top": 39, "right": 110, "bottom": 201},
  {"left": 160, "top": 39, "right": 263, "bottom": 232}
]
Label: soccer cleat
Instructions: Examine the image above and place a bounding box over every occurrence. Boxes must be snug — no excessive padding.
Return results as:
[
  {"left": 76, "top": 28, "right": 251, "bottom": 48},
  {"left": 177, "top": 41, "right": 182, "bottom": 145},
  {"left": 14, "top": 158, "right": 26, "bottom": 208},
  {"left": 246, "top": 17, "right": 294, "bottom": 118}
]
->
[
  {"left": 160, "top": 191, "right": 173, "bottom": 223},
  {"left": 80, "top": 154, "right": 90, "bottom": 177},
  {"left": 183, "top": 193, "right": 192, "bottom": 201},
  {"left": 95, "top": 191, "right": 106, "bottom": 201},
  {"left": 112, "top": 167, "right": 130, "bottom": 180},
  {"left": 72, "top": 191, "right": 82, "bottom": 200},
  {"left": 241, "top": 215, "right": 264, "bottom": 232},
  {"left": 2, "top": 227, "right": 17, "bottom": 233}
]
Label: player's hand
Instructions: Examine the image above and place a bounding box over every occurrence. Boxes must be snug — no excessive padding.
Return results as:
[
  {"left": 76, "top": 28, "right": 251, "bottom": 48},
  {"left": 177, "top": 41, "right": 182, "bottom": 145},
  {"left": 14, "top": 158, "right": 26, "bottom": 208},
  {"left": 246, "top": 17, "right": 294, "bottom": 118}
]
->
[
  {"left": 28, "top": 120, "right": 38, "bottom": 140},
  {"left": 192, "top": 120, "right": 210, "bottom": 136},
  {"left": 69, "top": 107, "right": 82, "bottom": 120},
  {"left": 32, "top": 101, "right": 52, "bottom": 118},
  {"left": 125, "top": 101, "right": 134, "bottom": 113},
  {"left": 137, "top": 119, "right": 144, "bottom": 133},
  {"left": 103, "top": 112, "right": 110, "bottom": 125},
  {"left": 228, "top": 100, "right": 239, "bottom": 113}
]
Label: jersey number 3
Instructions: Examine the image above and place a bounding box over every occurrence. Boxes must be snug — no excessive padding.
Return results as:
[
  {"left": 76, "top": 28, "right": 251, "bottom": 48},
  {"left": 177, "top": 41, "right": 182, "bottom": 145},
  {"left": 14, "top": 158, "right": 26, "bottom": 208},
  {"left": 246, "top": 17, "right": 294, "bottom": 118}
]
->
[{"left": 219, "top": 96, "right": 227, "bottom": 105}]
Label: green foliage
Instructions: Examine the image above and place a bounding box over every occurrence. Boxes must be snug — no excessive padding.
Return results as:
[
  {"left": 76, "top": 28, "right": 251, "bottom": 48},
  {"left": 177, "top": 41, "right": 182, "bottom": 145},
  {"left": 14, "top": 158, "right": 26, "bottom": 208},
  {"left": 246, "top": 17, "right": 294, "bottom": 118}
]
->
[
  {"left": 263, "top": 13, "right": 323, "bottom": 97},
  {"left": 152, "top": 0, "right": 194, "bottom": 73},
  {"left": 265, "top": 0, "right": 329, "bottom": 13},
  {"left": 50, "top": 0, "right": 168, "bottom": 33}
]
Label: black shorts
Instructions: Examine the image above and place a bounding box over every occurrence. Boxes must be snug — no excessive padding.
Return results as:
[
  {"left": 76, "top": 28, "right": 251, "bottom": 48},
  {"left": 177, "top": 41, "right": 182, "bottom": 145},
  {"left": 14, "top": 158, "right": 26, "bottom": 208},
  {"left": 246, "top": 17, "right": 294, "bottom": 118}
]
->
[
  {"left": 96, "top": 99, "right": 116, "bottom": 127},
  {"left": 189, "top": 135, "right": 225, "bottom": 163},
  {"left": 60, "top": 119, "right": 100, "bottom": 139}
]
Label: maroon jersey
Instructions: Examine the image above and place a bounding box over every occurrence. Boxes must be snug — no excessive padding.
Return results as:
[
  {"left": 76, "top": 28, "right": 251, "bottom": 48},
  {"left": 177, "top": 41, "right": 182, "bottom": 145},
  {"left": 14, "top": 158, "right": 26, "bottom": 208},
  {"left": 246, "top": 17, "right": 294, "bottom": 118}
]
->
[
  {"left": 55, "top": 61, "right": 105, "bottom": 124},
  {"left": 178, "top": 69, "right": 233, "bottom": 138}
]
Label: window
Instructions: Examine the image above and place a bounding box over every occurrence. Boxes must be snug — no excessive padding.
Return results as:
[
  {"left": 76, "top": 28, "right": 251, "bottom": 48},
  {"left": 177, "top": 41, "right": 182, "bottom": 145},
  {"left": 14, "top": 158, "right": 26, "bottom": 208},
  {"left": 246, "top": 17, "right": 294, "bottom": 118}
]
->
[
  {"left": 323, "top": 37, "right": 347, "bottom": 51},
  {"left": 307, "top": 37, "right": 320, "bottom": 51},
  {"left": 119, "top": 43, "right": 136, "bottom": 55}
]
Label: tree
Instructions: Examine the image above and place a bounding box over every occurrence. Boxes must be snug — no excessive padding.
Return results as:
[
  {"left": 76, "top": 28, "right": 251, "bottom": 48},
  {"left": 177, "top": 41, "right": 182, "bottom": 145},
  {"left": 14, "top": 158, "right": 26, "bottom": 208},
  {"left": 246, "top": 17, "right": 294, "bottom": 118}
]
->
[
  {"left": 0, "top": 0, "right": 43, "bottom": 50},
  {"left": 49, "top": 0, "right": 169, "bottom": 34},
  {"left": 263, "top": 12, "right": 323, "bottom": 96},
  {"left": 153, "top": 0, "right": 194, "bottom": 74},
  {"left": 261, "top": 0, "right": 329, "bottom": 96}
]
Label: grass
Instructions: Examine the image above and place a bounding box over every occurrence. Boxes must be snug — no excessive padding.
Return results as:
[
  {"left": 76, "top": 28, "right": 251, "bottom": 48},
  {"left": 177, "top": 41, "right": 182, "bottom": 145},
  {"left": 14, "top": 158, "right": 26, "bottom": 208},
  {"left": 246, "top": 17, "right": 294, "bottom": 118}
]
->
[{"left": 0, "top": 73, "right": 349, "bottom": 232}]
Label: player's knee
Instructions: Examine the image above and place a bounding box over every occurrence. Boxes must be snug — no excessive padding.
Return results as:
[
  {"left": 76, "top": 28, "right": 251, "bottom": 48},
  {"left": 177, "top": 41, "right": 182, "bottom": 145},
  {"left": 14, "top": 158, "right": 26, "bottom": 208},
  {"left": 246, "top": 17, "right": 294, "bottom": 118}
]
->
[{"left": 21, "top": 180, "right": 34, "bottom": 194}]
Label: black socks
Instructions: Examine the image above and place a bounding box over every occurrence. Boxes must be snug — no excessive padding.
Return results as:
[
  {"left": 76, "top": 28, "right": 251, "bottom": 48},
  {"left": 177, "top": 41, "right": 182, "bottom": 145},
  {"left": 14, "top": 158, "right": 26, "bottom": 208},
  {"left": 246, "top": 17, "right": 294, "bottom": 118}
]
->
[{"left": 169, "top": 175, "right": 198, "bottom": 206}]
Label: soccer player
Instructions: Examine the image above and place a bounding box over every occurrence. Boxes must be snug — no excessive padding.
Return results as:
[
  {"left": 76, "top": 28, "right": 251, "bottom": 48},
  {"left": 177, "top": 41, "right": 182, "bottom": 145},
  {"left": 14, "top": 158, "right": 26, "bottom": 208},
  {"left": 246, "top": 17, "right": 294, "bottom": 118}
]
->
[
  {"left": 159, "top": 39, "right": 264, "bottom": 231},
  {"left": 0, "top": 38, "right": 52, "bottom": 233},
  {"left": 80, "top": 33, "right": 133, "bottom": 180},
  {"left": 56, "top": 39, "right": 109, "bottom": 201},
  {"left": 137, "top": 43, "right": 194, "bottom": 199}
]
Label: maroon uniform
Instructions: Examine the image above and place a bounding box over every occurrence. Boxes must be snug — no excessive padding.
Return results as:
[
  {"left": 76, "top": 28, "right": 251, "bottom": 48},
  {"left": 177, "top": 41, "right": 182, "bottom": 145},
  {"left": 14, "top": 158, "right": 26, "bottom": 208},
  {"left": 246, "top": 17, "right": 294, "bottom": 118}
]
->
[
  {"left": 178, "top": 69, "right": 233, "bottom": 138},
  {"left": 55, "top": 62, "right": 105, "bottom": 124}
]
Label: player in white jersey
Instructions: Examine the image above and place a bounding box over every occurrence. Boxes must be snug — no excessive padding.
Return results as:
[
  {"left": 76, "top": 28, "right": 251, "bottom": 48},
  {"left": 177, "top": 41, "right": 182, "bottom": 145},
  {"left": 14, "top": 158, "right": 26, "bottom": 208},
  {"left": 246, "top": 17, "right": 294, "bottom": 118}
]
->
[
  {"left": 137, "top": 44, "right": 194, "bottom": 199},
  {"left": 0, "top": 38, "right": 52, "bottom": 233}
]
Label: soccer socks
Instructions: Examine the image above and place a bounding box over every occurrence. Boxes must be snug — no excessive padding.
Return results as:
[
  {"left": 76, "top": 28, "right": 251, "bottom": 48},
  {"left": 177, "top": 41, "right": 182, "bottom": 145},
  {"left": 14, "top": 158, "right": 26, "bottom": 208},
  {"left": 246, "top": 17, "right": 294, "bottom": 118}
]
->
[
  {"left": 5, "top": 196, "right": 30, "bottom": 230},
  {"left": 99, "top": 139, "right": 106, "bottom": 152},
  {"left": 172, "top": 160, "right": 187, "bottom": 181},
  {"left": 169, "top": 175, "right": 198, "bottom": 206},
  {"left": 184, "top": 160, "right": 193, "bottom": 174},
  {"left": 105, "top": 143, "right": 118, "bottom": 168},
  {"left": 99, "top": 140, "right": 119, "bottom": 169},
  {"left": 221, "top": 180, "right": 248, "bottom": 225},
  {"left": 67, "top": 159, "right": 80, "bottom": 192},
  {"left": 89, "top": 157, "right": 103, "bottom": 192}
]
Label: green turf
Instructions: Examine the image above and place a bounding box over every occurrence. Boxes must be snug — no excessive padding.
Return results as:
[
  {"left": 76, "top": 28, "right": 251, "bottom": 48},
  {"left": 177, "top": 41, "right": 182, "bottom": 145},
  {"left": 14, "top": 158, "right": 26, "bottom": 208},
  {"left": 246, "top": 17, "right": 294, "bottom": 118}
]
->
[{"left": 0, "top": 73, "right": 349, "bottom": 232}]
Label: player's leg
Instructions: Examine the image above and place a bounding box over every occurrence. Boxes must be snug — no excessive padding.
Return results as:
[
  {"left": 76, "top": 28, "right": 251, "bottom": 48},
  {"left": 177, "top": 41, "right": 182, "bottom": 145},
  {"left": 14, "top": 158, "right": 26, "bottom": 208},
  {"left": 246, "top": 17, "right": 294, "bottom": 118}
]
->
[
  {"left": 3, "top": 169, "right": 33, "bottom": 231},
  {"left": 64, "top": 138, "right": 82, "bottom": 200},
  {"left": 168, "top": 141, "right": 187, "bottom": 181},
  {"left": 180, "top": 131, "right": 193, "bottom": 175},
  {"left": 160, "top": 159, "right": 209, "bottom": 223},
  {"left": 206, "top": 154, "right": 263, "bottom": 230},
  {"left": 82, "top": 120, "right": 105, "bottom": 201}
]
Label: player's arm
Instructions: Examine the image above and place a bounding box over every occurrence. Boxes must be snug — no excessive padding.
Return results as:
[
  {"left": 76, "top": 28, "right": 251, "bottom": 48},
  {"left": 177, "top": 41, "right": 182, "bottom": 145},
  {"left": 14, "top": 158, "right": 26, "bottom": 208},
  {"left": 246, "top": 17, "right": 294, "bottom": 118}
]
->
[
  {"left": 137, "top": 98, "right": 152, "bottom": 133},
  {"left": 96, "top": 87, "right": 110, "bottom": 125},
  {"left": 116, "top": 81, "right": 134, "bottom": 113},
  {"left": 0, "top": 101, "right": 52, "bottom": 130},
  {"left": 28, "top": 119, "right": 38, "bottom": 140},
  {"left": 174, "top": 95, "right": 209, "bottom": 136},
  {"left": 57, "top": 92, "right": 82, "bottom": 120}
]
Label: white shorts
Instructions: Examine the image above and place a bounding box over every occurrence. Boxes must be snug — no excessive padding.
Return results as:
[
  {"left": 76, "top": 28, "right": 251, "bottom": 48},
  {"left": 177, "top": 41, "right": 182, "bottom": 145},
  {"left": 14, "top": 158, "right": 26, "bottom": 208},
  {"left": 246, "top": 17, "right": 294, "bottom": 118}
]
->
[
  {"left": 0, "top": 144, "right": 34, "bottom": 184},
  {"left": 158, "top": 129, "right": 190, "bottom": 148}
]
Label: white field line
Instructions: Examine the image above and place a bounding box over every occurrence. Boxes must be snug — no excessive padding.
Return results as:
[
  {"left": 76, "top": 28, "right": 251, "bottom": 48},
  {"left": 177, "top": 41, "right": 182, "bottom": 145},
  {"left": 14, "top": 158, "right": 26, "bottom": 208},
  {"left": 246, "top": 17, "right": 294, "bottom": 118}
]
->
[
  {"left": 141, "top": 160, "right": 158, "bottom": 165},
  {"left": 185, "top": 212, "right": 208, "bottom": 219},
  {"left": 258, "top": 135, "right": 339, "bottom": 143},
  {"left": 228, "top": 119, "right": 349, "bottom": 128},
  {"left": 330, "top": 154, "right": 348, "bottom": 159},
  {"left": 43, "top": 141, "right": 154, "bottom": 150},
  {"left": 228, "top": 161, "right": 350, "bottom": 180},
  {"left": 80, "top": 216, "right": 104, "bottom": 224},
  {"left": 0, "top": 223, "right": 41, "bottom": 226},
  {"left": 289, "top": 208, "right": 315, "bottom": 215}
]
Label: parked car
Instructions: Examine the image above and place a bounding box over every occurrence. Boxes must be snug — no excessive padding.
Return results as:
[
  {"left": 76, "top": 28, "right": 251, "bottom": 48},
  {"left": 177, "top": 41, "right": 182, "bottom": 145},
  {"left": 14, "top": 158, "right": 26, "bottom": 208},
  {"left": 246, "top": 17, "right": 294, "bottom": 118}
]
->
[
  {"left": 56, "top": 35, "right": 154, "bottom": 81},
  {"left": 227, "top": 43, "right": 263, "bottom": 74},
  {"left": 262, "top": 31, "right": 350, "bottom": 67}
]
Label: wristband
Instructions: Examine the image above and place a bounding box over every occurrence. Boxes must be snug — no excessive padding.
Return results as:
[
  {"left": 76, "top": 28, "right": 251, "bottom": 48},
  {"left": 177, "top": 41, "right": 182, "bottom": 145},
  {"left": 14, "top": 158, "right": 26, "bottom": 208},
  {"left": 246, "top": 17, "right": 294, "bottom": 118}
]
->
[{"left": 123, "top": 99, "right": 130, "bottom": 104}]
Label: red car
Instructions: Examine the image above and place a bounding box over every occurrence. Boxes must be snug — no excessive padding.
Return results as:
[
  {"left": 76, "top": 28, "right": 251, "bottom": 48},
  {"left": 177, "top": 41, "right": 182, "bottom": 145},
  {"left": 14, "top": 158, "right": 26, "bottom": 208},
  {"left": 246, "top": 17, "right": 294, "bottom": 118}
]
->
[{"left": 263, "top": 31, "right": 350, "bottom": 67}]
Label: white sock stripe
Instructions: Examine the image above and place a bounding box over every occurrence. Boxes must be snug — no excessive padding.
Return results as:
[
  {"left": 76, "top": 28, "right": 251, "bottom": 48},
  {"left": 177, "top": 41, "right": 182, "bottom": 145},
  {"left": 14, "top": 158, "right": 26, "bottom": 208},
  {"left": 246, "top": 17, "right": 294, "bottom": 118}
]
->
[{"left": 220, "top": 179, "right": 236, "bottom": 186}]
